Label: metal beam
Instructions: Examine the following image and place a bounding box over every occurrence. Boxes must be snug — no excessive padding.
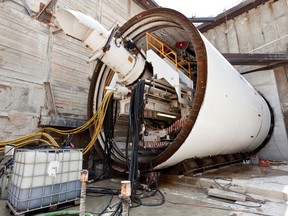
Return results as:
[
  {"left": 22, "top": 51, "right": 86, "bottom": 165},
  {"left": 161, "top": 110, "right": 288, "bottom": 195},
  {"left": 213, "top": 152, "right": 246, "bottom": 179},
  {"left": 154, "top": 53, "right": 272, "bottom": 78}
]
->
[
  {"left": 132, "top": 0, "right": 159, "bottom": 9},
  {"left": 223, "top": 53, "right": 288, "bottom": 65},
  {"left": 197, "top": 0, "right": 270, "bottom": 32},
  {"left": 189, "top": 17, "right": 215, "bottom": 23},
  {"left": 39, "top": 116, "right": 86, "bottom": 128},
  {"left": 37, "top": 0, "right": 58, "bottom": 23},
  {"left": 241, "top": 62, "right": 288, "bottom": 74}
]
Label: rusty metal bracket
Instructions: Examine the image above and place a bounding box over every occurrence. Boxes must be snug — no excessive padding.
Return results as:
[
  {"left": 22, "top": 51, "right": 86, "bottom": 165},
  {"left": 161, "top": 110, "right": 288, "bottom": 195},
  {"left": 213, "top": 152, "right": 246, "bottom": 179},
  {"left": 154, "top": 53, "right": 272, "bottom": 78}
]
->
[{"left": 36, "top": 0, "right": 57, "bottom": 23}]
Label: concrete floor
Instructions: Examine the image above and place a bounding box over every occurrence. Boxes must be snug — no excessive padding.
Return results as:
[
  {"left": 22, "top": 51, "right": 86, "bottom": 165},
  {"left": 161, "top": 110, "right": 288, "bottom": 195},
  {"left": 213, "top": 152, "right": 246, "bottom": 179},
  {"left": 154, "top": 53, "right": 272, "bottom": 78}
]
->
[{"left": 2, "top": 164, "right": 288, "bottom": 216}]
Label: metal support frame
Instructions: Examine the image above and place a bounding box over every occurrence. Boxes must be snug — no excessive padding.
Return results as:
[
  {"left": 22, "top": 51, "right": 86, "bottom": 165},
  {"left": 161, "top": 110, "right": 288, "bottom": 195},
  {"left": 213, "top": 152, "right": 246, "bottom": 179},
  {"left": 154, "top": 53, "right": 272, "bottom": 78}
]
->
[
  {"left": 37, "top": 0, "right": 58, "bottom": 23},
  {"left": 223, "top": 53, "right": 288, "bottom": 65},
  {"left": 198, "top": 0, "right": 270, "bottom": 32}
]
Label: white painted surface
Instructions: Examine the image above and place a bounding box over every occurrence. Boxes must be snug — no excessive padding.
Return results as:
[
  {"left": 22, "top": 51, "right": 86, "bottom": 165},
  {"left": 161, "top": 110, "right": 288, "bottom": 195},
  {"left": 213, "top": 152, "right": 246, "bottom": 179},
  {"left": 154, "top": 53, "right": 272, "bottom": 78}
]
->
[
  {"left": 156, "top": 34, "right": 271, "bottom": 169},
  {"left": 202, "top": 0, "right": 288, "bottom": 162},
  {"left": 58, "top": 9, "right": 272, "bottom": 168}
]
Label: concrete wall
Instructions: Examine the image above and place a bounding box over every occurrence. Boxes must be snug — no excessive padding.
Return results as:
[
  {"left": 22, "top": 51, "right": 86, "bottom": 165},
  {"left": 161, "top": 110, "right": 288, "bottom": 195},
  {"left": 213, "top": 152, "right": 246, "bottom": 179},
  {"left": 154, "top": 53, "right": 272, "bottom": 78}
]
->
[
  {"left": 203, "top": 0, "right": 288, "bottom": 161},
  {"left": 0, "top": 0, "right": 143, "bottom": 140}
]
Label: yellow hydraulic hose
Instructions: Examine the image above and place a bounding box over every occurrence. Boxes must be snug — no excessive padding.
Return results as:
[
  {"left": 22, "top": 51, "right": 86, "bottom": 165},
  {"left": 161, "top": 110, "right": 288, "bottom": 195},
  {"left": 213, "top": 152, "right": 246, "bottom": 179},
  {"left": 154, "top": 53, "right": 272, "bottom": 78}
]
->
[
  {"left": 0, "top": 92, "right": 113, "bottom": 154},
  {"left": 15, "top": 139, "right": 53, "bottom": 148},
  {"left": 83, "top": 92, "right": 113, "bottom": 155},
  {"left": 0, "top": 132, "right": 59, "bottom": 147},
  {"left": 0, "top": 132, "right": 41, "bottom": 146}
]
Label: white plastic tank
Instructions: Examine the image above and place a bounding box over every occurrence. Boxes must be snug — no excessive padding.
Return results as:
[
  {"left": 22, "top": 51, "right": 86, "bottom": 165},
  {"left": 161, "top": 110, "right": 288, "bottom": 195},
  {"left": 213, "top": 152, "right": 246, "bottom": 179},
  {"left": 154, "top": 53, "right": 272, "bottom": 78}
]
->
[{"left": 7, "top": 149, "right": 82, "bottom": 214}]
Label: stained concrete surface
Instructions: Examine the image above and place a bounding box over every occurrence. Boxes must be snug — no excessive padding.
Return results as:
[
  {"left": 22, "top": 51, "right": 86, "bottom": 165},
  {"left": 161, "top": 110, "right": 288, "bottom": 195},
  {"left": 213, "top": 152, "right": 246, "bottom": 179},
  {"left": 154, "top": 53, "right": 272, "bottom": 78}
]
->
[
  {"left": 0, "top": 185, "right": 231, "bottom": 216},
  {"left": 1, "top": 164, "right": 288, "bottom": 216}
]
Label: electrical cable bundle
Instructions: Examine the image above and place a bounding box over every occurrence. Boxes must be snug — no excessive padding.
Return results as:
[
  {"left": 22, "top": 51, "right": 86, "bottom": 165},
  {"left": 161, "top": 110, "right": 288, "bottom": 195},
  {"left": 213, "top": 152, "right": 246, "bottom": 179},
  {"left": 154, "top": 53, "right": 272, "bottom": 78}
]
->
[
  {"left": 102, "top": 97, "right": 115, "bottom": 179},
  {"left": 0, "top": 132, "right": 60, "bottom": 151},
  {"left": 82, "top": 92, "right": 113, "bottom": 155},
  {"left": 80, "top": 81, "right": 164, "bottom": 215},
  {"left": 128, "top": 80, "right": 145, "bottom": 201},
  {"left": 0, "top": 92, "right": 114, "bottom": 155}
]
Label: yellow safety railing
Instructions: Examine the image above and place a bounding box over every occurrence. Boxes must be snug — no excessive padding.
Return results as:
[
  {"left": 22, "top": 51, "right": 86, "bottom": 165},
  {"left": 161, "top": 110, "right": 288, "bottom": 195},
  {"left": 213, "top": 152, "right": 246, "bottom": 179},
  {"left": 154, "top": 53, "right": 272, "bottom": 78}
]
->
[{"left": 146, "top": 32, "right": 191, "bottom": 78}]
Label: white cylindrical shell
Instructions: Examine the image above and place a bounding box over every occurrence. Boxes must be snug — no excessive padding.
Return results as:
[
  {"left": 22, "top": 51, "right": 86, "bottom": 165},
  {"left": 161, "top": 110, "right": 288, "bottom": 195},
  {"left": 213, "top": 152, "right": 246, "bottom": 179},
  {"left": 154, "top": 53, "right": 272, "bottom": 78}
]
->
[
  {"left": 56, "top": 9, "right": 109, "bottom": 42},
  {"left": 57, "top": 8, "right": 272, "bottom": 170},
  {"left": 155, "top": 34, "right": 271, "bottom": 169}
]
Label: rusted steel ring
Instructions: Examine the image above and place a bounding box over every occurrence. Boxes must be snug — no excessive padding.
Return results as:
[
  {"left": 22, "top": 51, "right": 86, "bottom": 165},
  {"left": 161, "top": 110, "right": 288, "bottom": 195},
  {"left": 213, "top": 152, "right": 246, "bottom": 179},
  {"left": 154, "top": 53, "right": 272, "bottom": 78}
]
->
[{"left": 87, "top": 8, "right": 208, "bottom": 169}]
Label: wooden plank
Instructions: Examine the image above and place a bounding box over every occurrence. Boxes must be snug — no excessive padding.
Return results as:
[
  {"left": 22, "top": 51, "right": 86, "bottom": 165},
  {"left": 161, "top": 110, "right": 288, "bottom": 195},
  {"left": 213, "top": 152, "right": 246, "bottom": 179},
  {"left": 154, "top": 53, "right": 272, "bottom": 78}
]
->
[
  {"left": 0, "top": 4, "right": 48, "bottom": 33},
  {"left": 101, "top": 0, "right": 128, "bottom": 27},
  {"left": 226, "top": 20, "right": 240, "bottom": 53},
  {"left": 40, "top": 115, "right": 86, "bottom": 127}
]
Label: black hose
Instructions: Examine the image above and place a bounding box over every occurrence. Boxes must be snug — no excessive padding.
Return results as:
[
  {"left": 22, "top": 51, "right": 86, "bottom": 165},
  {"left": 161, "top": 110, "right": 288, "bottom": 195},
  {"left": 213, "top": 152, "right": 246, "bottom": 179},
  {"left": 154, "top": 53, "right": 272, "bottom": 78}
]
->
[
  {"left": 128, "top": 80, "right": 145, "bottom": 199},
  {"left": 97, "top": 80, "right": 165, "bottom": 215},
  {"left": 102, "top": 97, "right": 115, "bottom": 178}
]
